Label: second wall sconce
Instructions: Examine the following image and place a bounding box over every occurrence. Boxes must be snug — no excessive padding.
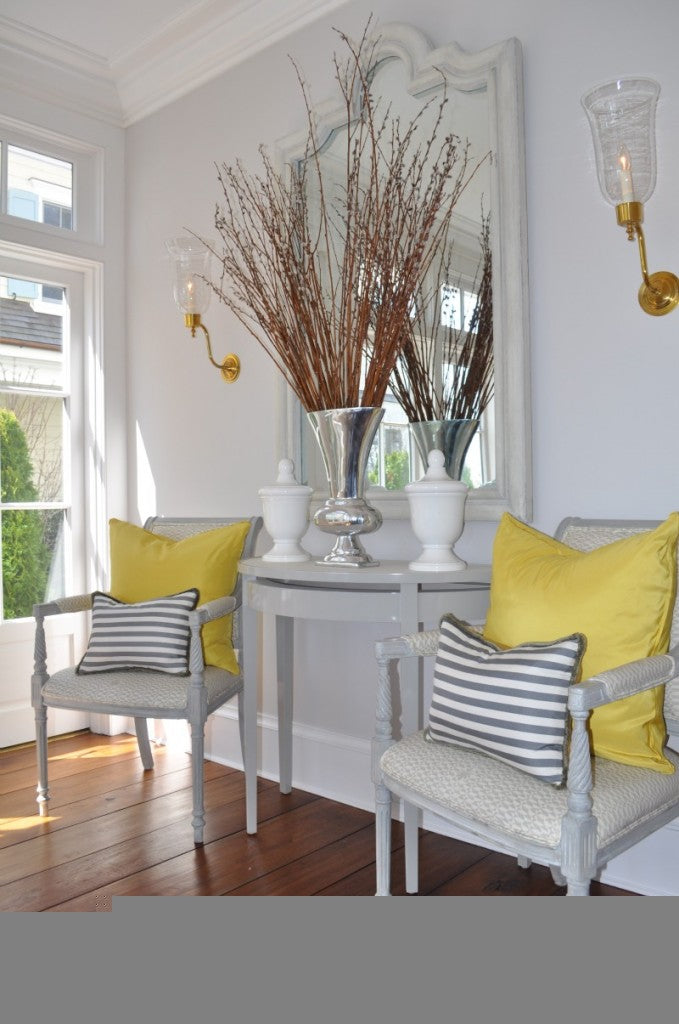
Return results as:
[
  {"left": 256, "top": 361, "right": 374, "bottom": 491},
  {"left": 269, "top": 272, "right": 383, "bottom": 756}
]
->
[
  {"left": 582, "top": 77, "right": 679, "bottom": 316},
  {"left": 166, "top": 236, "right": 241, "bottom": 381}
]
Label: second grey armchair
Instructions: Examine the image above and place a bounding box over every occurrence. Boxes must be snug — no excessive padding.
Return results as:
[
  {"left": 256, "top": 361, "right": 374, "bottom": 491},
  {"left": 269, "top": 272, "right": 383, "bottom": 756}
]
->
[{"left": 373, "top": 517, "right": 679, "bottom": 895}]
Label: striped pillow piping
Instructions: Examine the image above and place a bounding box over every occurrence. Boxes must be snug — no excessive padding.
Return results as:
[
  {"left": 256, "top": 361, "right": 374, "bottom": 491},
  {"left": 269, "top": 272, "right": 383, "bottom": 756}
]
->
[{"left": 76, "top": 588, "right": 199, "bottom": 676}]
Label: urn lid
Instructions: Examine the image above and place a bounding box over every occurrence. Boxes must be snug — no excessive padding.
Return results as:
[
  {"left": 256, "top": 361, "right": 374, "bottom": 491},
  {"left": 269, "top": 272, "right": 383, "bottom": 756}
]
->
[
  {"left": 259, "top": 458, "right": 312, "bottom": 497},
  {"left": 405, "top": 449, "right": 468, "bottom": 495}
]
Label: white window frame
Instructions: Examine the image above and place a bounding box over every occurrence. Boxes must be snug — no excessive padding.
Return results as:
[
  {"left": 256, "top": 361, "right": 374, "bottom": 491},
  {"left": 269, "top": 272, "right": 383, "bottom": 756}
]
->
[
  {"left": 0, "top": 115, "right": 104, "bottom": 245},
  {"left": 0, "top": 240, "right": 106, "bottom": 636}
]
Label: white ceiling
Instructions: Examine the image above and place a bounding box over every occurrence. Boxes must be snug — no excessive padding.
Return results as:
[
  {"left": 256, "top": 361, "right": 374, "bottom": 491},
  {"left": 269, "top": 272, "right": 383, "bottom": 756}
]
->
[{"left": 0, "top": 0, "right": 351, "bottom": 125}]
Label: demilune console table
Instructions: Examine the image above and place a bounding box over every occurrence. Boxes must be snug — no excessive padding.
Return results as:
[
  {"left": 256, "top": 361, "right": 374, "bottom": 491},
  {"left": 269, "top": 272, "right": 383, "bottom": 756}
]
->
[{"left": 239, "top": 557, "right": 491, "bottom": 850}]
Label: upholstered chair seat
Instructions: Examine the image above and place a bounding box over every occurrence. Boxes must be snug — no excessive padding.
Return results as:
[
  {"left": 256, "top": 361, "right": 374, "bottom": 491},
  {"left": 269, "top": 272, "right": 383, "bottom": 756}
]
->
[{"left": 41, "top": 664, "right": 242, "bottom": 717}]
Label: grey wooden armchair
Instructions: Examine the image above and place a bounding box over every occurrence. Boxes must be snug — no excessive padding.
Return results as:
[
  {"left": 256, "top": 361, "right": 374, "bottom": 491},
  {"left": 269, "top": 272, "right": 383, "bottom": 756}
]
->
[
  {"left": 374, "top": 517, "right": 679, "bottom": 895},
  {"left": 31, "top": 515, "right": 262, "bottom": 845}
]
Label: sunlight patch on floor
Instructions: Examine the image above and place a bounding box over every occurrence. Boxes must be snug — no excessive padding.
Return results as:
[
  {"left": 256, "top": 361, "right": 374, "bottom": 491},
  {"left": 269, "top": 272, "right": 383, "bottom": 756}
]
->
[
  {"left": 0, "top": 813, "right": 61, "bottom": 835},
  {"left": 47, "top": 738, "right": 139, "bottom": 762}
]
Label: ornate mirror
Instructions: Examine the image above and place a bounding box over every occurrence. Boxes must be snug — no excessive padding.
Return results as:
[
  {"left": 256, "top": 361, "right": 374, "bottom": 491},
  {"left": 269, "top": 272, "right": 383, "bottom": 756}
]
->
[{"left": 276, "top": 23, "right": 531, "bottom": 521}]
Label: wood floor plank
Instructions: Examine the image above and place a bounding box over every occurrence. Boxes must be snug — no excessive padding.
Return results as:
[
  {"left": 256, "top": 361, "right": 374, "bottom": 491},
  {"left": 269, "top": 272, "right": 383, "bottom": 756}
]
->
[
  {"left": 45, "top": 790, "right": 320, "bottom": 910},
  {"left": 429, "top": 851, "right": 629, "bottom": 896},
  {"left": 0, "top": 731, "right": 93, "bottom": 775},
  {"left": 0, "top": 772, "right": 249, "bottom": 885},
  {"left": 46, "top": 797, "right": 369, "bottom": 908},
  {"left": 316, "top": 829, "right": 491, "bottom": 895},
  {"left": 0, "top": 784, "right": 317, "bottom": 911},
  {"left": 0, "top": 731, "right": 636, "bottom": 905},
  {"left": 0, "top": 750, "right": 229, "bottom": 841},
  {"left": 227, "top": 821, "right": 383, "bottom": 895},
  {"left": 0, "top": 734, "right": 147, "bottom": 796}
]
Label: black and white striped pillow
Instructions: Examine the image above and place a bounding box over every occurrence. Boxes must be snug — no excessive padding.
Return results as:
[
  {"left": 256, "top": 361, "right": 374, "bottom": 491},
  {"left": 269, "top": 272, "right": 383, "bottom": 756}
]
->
[
  {"left": 426, "top": 614, "right": 586, "bottom": 785},
  {"left": 76, "top": 589, "right": 199, "bottom": 676}
]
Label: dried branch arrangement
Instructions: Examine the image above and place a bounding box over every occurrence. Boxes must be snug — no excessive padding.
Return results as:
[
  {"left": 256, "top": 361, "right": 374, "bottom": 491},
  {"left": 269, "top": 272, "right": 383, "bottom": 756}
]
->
[
  {"left": 204, "top": 17, "right": 485, "bottom": 412},
  {"left": 389, "top": 214, "right": 493, "bottom": 423}
]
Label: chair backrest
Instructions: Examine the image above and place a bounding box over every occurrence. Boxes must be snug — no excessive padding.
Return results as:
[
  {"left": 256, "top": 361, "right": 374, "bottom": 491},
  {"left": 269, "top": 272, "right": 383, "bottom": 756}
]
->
[
  {"left": 142, "top": 515, "right": 263, "bottom": 656},
  {"left": 555, "top": 516, "right": 679, "bottom": 731}
]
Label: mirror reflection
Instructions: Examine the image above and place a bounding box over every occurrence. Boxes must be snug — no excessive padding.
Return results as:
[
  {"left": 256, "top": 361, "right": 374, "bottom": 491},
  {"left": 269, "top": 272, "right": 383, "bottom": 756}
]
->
[{"left": 278, "top": 25, "right": 531, "bottom": 521}]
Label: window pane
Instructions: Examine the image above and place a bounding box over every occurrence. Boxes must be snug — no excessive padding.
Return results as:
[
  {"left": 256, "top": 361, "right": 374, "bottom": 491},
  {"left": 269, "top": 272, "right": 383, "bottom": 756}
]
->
[
  {"left": 382, "top": 424, "right": 410, "bottom": 490},
  {"left": 42, "top": 284, "right": 65, "bottom": 303},
  {"left": 7, "top": 145, "right": 73, "bottom": 231},
  {"left": 366, "top": 395, "right": 411, "bottom": 490},
  {"left": 0, "top": 277, "right": 65, "bottom": 390},
  {"left": 0, "top": 396, "right": 64, "bottom": 501},
  {"left": 43, "top": 203, "right": 72, "bottom": 230},
  {"left": 463, "top": 290, "right": 479, "bottom": 333},
  {"left": 440, "top": 284, "right": 461, "bottom": 330},
  {"left": 1, "top": 508, "right": 65, "bottom": 619}
]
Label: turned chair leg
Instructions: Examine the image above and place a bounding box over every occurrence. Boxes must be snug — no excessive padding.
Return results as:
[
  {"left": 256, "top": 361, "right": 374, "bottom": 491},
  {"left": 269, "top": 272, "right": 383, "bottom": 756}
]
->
[
  {"left": 190, "top": 721, "right": 206, "bottom": 845},
  {"left": 375, "top": 783, "right": 393, "bottom": 895},
  {"left": 35, "top": 703, "right": 49, "bottom": 815}
]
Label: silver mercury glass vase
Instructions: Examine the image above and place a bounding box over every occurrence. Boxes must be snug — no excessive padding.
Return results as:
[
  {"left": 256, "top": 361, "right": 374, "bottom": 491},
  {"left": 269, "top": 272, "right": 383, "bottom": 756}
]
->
[
  {"left": 410, "top": 418, "right": 479, "bottom": 481},
  {"left": 307, "top": 406, "right": 384, "bottom": 567}
]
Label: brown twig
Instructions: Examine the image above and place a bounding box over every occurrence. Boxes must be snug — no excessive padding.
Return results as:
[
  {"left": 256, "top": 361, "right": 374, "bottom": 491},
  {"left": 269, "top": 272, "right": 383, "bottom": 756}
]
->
[
  {"left": 389, "top": 214, "right": 493, "bottom": 422},
  {"left": 203, "top": 17, "right": 485, "bottom": 412}
]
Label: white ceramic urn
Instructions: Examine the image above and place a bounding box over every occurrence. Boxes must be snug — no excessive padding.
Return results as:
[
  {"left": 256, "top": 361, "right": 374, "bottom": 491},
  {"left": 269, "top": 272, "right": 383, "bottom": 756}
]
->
[
  {"left": 405, "top": 449, "right": 468, "bottom": 571},
  {"left": 259, "top": 459, "right": 313, "bottom": 562}
]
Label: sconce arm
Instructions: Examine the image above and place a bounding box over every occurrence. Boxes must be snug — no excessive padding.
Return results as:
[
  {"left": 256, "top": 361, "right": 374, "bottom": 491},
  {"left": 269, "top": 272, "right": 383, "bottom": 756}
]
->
[
  {"left": 183, "top": 314, "right": 240, "bottom": 382},
  {"left": 616, "top": 203, "right": 679, "bottom": 317},
  {"left": 633, "top": 222, "right": 653, "bottom": 290}
]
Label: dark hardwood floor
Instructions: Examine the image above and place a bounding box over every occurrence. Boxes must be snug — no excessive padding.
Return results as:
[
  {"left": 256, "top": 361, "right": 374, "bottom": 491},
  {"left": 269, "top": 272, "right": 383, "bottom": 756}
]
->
[{"left": 0, "top": 730, "right": 630, "bottom": 908}]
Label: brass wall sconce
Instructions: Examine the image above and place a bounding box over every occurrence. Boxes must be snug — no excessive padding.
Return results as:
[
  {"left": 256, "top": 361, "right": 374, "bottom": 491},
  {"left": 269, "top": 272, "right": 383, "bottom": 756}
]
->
[
  {"left": 166, "top": 236, "right": 240, "bottom": 381},
  {"left": 582, "top": 77, "right": 679, "bottom": 316}
]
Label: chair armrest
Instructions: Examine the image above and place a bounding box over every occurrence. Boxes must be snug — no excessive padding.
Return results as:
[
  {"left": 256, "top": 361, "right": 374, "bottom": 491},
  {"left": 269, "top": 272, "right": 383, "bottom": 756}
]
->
[
  {"left": 377, "top": 629, "right": 677, "bottom": 716},
  {"left": 190, "top": 595, "right": 237, "bottom": 627},
  {"left": 569, "top": 652, "right": 677, "bottom": 713},
  {"left": 34, "top": 594, "right": 93, "bottom": 617},
  {"left": 375, "top": 629, "right": 440, "bottom": 662}
]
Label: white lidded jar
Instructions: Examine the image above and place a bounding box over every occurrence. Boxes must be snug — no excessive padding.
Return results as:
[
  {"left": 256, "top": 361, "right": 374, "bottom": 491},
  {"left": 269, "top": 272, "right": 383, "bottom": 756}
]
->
[
  {"left": 405, "top": 449, "right": 468, "bottom": 571},
  {"left": 259, "top": 459, "right": 313, "bottom": 562}
]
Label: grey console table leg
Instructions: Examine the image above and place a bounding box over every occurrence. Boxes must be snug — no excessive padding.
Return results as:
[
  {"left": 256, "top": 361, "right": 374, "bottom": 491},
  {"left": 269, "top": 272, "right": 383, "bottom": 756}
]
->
[
  {"left": 400, "top": 582, "right": 421, "bottom": 893},
  {"left": 276, "top": 613, "right": 294, "bottom": 793},
  {"left": 242, "top": 595, "right": 258, "bottom": 834}
]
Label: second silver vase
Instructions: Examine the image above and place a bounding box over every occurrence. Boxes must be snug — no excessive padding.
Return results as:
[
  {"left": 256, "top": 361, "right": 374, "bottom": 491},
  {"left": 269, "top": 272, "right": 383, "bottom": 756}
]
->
[{"left": 410, "top": 418, "right": 479, "bottom": 481}]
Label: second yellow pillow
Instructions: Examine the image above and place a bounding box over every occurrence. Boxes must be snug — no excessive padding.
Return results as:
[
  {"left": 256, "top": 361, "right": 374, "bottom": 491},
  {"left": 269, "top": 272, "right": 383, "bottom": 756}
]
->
[{"left": 483, "top": 513, "right": 679, "bottom": 773}]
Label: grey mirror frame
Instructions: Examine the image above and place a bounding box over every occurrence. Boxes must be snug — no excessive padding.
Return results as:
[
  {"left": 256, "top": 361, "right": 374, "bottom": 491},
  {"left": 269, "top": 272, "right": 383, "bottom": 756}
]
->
[{"left": 275, "top": 24, "right": 531, "bottom": 522}]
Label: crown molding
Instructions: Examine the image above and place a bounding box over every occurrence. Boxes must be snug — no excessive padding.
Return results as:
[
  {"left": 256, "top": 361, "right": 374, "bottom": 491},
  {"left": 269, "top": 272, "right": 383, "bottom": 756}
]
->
[
  {"left": 0, "top": 0, "right": 351, "bottom": 129},
  {"left": 0, "top": 15, "right": 121, "bottom": 126}
]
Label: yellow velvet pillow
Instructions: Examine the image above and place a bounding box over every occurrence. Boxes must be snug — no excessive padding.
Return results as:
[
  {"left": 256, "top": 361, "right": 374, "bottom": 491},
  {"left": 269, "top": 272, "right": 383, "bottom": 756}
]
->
[
  {"left": 108, "top": 518, "right": 251, "bottom": 675},
  {"left": 483, "top": 512, "right": 679, "bottom": 774}
]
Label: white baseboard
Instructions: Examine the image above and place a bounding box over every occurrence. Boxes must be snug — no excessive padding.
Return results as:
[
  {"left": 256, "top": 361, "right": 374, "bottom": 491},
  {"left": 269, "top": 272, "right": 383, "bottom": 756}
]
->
[
  {"left": 0, "top": 703, "right": 88, "bottom": 748},
  {"left": 205, "top": 705, "right": 374, "bottom": 812},
  {"left": 597, "top": 818, "right": 679, "bottom": 896}
]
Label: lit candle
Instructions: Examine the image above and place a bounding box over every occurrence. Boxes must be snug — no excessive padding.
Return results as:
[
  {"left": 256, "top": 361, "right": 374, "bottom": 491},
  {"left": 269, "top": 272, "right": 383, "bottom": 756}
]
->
[
  {"left": 617, "top": 146, "right": 635, "bottom": 203},
  {"left": 185, "top": 277, "right": 196, "bottom": 313}
]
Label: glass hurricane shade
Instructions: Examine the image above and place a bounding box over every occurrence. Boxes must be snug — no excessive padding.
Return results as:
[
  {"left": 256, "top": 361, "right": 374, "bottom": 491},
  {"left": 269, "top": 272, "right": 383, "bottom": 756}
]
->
[
  {"left": 581, "top": 77, "right": 660, "bottom": 206},
  {"left": 166, "top": 236, "right": 212, "bottom": 316}
]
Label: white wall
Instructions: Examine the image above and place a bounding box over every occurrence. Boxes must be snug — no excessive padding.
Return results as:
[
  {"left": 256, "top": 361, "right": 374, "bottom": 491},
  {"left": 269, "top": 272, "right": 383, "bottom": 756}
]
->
[
  {"left": 127, "top": 0, "right": 679, "bottom": 540},
  {"left": 125, "top": 0, "right": 679, "bottom": 892}
]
